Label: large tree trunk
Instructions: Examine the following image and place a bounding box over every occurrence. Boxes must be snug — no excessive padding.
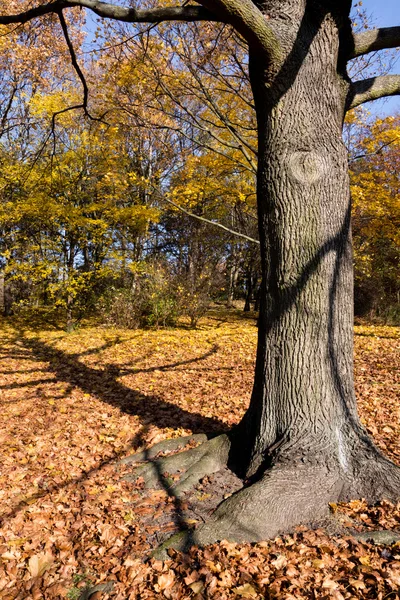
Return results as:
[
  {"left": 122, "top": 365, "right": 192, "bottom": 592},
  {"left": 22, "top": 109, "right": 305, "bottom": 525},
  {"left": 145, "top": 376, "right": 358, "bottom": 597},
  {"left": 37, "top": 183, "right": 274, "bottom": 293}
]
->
[
  {"left": 232, "top": 0, "right": 399, "bottom": 498},
  {"left": 194, "top": 1, "right": 400, "bottom": 543},
  {"left": 133, "top": 1, "right": 400, "bottom": 555},
  {"left": 242, "top": 2, "right": 356, "bottom": 477}
]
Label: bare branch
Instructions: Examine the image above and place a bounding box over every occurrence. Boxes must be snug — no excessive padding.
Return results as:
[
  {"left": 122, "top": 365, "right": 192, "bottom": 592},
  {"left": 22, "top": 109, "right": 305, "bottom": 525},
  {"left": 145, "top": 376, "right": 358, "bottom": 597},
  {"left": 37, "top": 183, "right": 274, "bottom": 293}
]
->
[
  {"left": 159, "top": 194, "right": 259, "bottom": 245},
  {"left": 0, "top": 0, "right": 282, "bottom": 61},
  {"left": 351, "top": 27, "right": 400, "bottom": 59},
  {"left": 58, "top": 11, "right": 90, "bottom": 114},
  {"left": 349, "top": 139, "right": 398, "bottom": 164},
  {"left": 0, "top": 1, "right": 219, "bottom": 25},
  {"left": 347, "top": 75, "right": 400, "bottom": 109}
]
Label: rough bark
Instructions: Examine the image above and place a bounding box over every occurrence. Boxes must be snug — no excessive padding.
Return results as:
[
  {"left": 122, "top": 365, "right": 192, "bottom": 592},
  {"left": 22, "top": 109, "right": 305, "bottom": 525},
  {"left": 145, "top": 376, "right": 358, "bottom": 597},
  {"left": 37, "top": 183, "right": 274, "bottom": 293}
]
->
[{"left": 131, "top": 2, "right": 400, "bottom": 557}]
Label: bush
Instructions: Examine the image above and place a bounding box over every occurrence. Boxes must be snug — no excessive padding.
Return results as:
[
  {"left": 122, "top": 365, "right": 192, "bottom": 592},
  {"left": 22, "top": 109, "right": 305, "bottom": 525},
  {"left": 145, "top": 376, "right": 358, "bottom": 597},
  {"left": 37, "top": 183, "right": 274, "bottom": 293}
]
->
[{"left": 99, "top": 264, "right": 181, "bottom": 328}]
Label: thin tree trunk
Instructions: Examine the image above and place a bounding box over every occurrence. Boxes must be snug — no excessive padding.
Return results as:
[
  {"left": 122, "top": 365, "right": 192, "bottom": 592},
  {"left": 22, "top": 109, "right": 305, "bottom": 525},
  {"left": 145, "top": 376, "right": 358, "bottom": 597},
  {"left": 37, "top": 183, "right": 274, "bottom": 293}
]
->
[
  {"left": 243, "top": 269, "right": 253, "bottom": 312},
  {"left": 0, "top": 271, "right": 4, "bottom": 315}
]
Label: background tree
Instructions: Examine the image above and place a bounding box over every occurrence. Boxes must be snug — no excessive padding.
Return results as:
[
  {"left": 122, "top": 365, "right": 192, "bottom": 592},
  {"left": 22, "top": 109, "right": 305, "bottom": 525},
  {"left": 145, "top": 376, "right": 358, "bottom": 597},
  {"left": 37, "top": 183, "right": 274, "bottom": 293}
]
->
[
  {"left": 349, "top": 114, "right": 400, "bottom": 321},
  {"left": 1, "top": 0, "right": 400, "bottom": 555}
]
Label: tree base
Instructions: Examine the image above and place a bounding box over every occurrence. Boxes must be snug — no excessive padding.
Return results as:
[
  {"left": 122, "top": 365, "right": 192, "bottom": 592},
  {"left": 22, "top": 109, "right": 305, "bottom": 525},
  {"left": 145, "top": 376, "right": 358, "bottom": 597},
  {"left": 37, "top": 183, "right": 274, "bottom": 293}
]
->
[{"left": 121, "top": 433, "right": 400, "bottom": 560}]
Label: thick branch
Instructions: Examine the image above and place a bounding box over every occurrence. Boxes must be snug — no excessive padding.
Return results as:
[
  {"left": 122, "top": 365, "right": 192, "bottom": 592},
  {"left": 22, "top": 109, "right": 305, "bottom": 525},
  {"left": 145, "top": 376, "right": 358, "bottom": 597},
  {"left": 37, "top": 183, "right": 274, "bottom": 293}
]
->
[
  {"left": 0, "top": 0, "right": 282, "bottom": 62},
  {"left": 347, "top": 75, "right": 400, "bottom": 109},
  {"left": 351, "top": 27, "right": 400, "bottom": 58},
  {"left": 0, "top": 1, "right": 218, "bottom": 25},
  {"left": 196, "top": 0, "right": 282, "bottom": 61}
]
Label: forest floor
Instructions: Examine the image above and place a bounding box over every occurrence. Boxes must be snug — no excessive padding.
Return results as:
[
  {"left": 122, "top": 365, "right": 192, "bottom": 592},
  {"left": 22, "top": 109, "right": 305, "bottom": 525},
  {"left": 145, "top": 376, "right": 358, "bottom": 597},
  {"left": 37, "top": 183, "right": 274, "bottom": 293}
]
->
[{"left": 0, "top": 308, "right": 399, "bottom": 599}]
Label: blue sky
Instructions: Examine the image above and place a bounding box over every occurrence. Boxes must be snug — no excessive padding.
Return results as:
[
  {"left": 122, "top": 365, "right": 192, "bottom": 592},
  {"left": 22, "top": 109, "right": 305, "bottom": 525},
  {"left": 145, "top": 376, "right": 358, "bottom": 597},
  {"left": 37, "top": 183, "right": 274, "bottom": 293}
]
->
[
  {"left": 84, "top": 2, "right": 400, "bottom": 117},
  {"left": 355, "top": 0, "right": 400, "bottom": 115}
]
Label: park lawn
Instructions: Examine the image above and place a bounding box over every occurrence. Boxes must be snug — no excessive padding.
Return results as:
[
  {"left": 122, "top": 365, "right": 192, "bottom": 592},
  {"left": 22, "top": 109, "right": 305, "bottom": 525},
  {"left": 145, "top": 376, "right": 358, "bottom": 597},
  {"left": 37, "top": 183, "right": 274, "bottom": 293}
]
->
[{"left": 0, "top": 311, "right": 399, "bottom": 599}]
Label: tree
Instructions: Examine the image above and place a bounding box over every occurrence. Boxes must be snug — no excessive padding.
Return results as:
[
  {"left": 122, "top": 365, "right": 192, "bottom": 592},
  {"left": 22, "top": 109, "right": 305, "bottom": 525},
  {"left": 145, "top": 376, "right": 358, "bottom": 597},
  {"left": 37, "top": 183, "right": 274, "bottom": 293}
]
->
[
  {"left": 2, "top": 0, "right": 400, "bottom": 555},
  {"left": 349, "top": 114, "right": 400, "bottom": 320}
]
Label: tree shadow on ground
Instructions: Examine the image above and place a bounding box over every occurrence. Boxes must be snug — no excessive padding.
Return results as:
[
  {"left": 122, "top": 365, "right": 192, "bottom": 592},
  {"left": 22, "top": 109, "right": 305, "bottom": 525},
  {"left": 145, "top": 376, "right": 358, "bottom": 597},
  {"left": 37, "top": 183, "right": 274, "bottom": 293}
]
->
[
  {"left": 10, "top": 330, "right": 227, "bottom": 433},
  {"left": 0, "top": 328, "right": 228, "bottom": 533}
]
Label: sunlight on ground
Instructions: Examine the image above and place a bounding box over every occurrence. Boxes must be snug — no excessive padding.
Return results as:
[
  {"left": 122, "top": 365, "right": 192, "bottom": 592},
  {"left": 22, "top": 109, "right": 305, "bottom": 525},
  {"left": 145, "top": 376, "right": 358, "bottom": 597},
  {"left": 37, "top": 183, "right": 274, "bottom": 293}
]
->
[{"left": 0, "top": 312, "right": 398, "bottom": 598}]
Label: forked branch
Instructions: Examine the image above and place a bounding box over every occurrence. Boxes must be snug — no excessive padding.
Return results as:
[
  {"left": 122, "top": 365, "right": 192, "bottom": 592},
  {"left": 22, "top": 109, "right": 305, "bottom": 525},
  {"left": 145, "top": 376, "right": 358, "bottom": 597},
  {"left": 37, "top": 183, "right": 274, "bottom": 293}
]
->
[
  {"left": 0, "top": 0, "right": 282, "bottom": 63},
  {"left": 348, "top": 75, "right": 400, "bottom": 109},
  {"left": 196, "top": 0, "right": 282, "bottom": 61}
]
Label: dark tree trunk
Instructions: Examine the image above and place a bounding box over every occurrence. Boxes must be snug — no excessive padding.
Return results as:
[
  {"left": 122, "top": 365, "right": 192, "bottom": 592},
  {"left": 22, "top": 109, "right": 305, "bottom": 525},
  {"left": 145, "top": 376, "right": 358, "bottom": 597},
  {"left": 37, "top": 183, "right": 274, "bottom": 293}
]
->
[
  {"left": 0, "top": 271, "right": 4, "bottom": 316},
  {"left": 137, "top": 1, "right": 400, "bottom": 556},
  {"left": 243, "top": 269, "right": 253, "bottom": 312},
  {"left": 190, "top": 0, "right": 400, "bottom": 545}
]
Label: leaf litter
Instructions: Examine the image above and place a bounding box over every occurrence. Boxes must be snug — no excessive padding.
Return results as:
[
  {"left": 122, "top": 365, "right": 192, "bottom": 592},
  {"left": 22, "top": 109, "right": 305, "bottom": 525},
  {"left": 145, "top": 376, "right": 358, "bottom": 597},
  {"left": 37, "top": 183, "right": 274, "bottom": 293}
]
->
[{"left": 0, "top": 312, "right": 399, "bottom": 598}]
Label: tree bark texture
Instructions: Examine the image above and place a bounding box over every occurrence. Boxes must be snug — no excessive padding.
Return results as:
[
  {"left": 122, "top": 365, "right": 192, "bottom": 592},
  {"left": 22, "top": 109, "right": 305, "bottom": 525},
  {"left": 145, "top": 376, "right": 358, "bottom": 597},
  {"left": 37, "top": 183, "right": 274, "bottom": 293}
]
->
[
  {"left": 233, "top": 0, "right": 400, "bottom": 502},
  {"left": 122, "top": 1, "right": 400, "bottom": 554}
]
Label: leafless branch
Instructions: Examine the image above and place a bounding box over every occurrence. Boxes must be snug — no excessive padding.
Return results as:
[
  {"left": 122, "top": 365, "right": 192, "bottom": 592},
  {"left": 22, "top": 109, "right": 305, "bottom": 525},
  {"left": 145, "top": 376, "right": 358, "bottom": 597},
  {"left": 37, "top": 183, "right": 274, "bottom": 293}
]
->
[
  {"left": 351, "top": 27, "right": 400, "bottom": 58},
  {"left": 349, "top": 139, "right": 398, "bottom": 163},
  {"left": 158, "top": 194, "right": 259, "bottom": 245},
  {"left": 0, "top": 1, "right": 219, "bottom": 26},
  {"left": 347, "top": 75, "right": 400, "bottom": 109}
]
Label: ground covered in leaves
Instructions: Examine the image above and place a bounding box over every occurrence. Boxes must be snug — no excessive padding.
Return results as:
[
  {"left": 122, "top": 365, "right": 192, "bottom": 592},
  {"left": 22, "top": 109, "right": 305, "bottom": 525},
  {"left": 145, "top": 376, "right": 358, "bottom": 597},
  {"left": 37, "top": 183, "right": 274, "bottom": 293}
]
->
[{"left": 0, "top": 309, "right": 399, "bottom": 599}]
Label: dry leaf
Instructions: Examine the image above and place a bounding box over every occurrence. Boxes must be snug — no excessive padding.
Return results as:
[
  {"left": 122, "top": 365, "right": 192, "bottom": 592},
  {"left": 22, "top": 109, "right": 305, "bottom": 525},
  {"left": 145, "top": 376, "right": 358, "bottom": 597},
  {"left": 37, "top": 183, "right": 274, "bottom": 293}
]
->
[
  {"left": 189, "top": 581, "right": 204, "bottom": 594},
  {"left": 155, "top": 570, "right": 175, "bottom": 592},
  {"left": 28, "top": 552, "right": 54, "bottom": 578},
  {"left": 322, "top": 578, "right": 339, "bottom": 590},
  {"left": 233, "top": 583, "right": 258, "bottom": 598},
  {"left": 271, "top": 554, "right": 287, "bottom": 569}
]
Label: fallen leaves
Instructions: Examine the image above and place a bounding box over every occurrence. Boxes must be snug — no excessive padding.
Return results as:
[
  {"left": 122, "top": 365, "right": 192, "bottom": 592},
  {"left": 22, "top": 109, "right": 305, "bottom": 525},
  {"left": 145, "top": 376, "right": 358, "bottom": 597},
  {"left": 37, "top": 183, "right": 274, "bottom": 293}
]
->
[
  {"left": 0, "top": 314, "right": 398, "bottom": 598},
  {"left": 28, "top": 551, "right": 54, "bottom": 578}
]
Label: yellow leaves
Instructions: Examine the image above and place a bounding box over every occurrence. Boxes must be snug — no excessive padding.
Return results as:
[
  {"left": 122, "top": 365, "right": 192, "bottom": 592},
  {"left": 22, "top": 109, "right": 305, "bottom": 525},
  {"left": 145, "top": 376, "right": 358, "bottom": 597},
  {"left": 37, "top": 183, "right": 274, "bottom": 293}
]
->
[
  {"left": 233, "top": 583, "right": 258, "bottom": 597},
  {"left": 29, "top": 90, "right": 80, "bottom": 120},
  {"left": 312, "top": 558, "right": 326, "bottom": 569},
  {"left": 188, "top": 580, "right": 205, "bottom": 594}
]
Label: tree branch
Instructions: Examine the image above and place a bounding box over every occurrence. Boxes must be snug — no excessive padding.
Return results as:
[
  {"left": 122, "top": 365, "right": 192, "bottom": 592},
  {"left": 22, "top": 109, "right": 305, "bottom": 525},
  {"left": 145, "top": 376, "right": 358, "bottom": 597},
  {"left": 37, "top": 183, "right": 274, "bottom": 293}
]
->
[
  {"left": 159, "top": 195, "right": 260, "bottom": 245},
  {"left": 196, "top": 0, "right": 282, "bottom": 61},
  {"left": 351, "top": 27, "right": 400, "bottom": 58},
  {"left": 0, "top": 1, "right": 282, "bottom": 61},
  {"left": 347, "top": 75, "right": 400, "bottom": 109},
  {"left": 0, "top": 1, "right": 219, "bottom": 25},
  {"left": 58, "top": 11, "right": 90, "bottom": 114}
]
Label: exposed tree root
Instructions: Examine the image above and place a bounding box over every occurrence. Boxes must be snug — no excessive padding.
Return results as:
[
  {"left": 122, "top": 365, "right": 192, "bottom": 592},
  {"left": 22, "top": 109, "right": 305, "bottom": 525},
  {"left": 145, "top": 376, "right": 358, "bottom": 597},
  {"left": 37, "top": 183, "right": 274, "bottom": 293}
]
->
[
  {"left": 153, "top": 464, "right": 342, "bottom": 558},
  {"left": 340, "top": 451, "right": 400, "bottom": 504},
  {"left": 123, "top": 434, "right": 231, "bottom": 498},
  {"left": 123, "top": 434, "right": 400, "bottom": 561},
  {"left": 120, "top": 434, "right": 208, "bottom": 465}
]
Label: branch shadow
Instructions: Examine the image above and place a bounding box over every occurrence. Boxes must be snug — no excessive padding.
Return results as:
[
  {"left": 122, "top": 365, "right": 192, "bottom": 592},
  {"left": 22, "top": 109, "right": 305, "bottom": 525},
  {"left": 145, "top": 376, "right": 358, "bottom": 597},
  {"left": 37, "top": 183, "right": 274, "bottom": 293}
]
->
[
  {"left": 11, "top": 332, "right": 226, "bottom": 434},
  {"left": 0, "top": 327, "right": 228, "bottom": 531},
  {"left": 0, "top": 426, "right": 149, "bottom": 521}
]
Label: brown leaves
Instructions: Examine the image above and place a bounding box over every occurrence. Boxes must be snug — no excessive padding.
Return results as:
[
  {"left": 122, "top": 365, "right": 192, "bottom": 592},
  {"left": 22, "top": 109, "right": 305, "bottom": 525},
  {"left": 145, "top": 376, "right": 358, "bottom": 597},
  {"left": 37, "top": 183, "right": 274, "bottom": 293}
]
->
[
  {"left": 0, "top": 317, "right": 399, "bottom": 598},
  {"left": 28, "top": 551, "right": 54, "bottom": 578}
]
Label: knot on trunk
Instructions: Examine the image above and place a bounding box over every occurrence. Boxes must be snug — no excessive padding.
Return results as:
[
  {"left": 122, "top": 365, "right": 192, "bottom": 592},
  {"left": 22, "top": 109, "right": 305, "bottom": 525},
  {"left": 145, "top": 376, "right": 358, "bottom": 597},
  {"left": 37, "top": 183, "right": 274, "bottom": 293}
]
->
[{"left": 288, "top": 150, "right": 327, "bottom": 184}]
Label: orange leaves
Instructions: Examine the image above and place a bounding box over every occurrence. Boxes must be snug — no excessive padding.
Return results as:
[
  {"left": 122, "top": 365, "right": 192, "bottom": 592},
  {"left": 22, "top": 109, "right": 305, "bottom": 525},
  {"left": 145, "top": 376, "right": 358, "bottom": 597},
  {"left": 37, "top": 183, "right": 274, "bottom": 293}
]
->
[{"left": 0, "top": 314, "right": 399, "bottom": 598}]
